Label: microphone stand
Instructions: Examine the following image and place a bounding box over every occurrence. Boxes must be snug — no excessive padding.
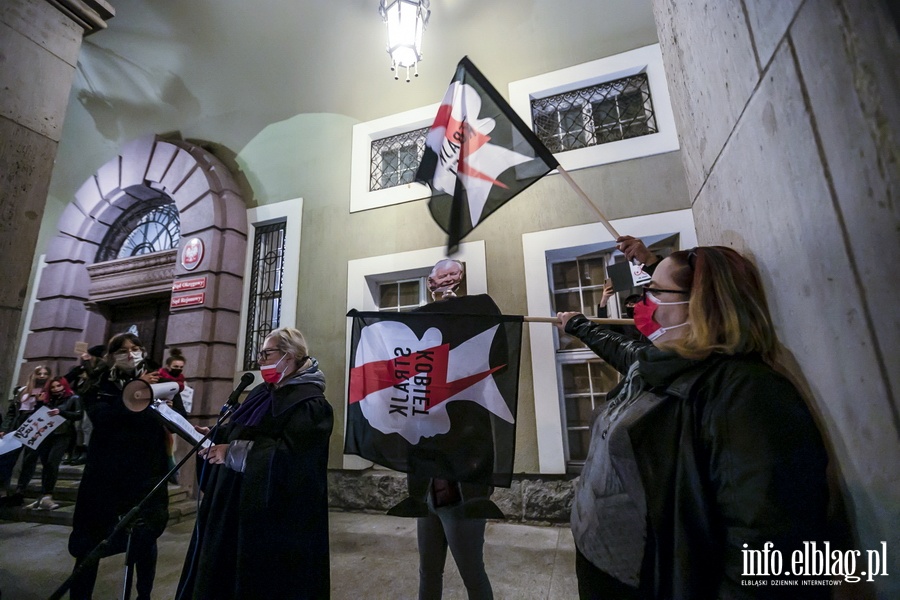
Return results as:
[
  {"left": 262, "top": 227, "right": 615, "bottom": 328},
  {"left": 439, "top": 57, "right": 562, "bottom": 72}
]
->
[{"left": 47, "top": 400, "right": 241, "bottom": 600}]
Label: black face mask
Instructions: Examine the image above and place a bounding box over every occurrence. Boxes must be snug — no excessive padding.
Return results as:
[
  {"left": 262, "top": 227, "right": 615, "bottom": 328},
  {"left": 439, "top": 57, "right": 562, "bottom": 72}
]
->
[
  {"left": 168, "top": 369, "right": 183, "bottom": 377},
  {"left": 35, "top": 378, "right": 48, "bottom": 386}
]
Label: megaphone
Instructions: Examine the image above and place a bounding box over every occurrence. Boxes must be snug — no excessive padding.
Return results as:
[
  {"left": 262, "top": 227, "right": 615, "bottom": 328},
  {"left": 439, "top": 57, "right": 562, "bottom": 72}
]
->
[{"left": 122, "top": 380, "right": 180, "bottom": 412}]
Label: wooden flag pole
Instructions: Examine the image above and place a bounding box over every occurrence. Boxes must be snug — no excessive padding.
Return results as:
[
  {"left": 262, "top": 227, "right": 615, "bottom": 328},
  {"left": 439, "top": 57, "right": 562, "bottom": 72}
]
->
[
  {"left": 556, "top": 165, "right": 620, "bottom": 240},
  {"left": 523, "top": 316, "right": 635, "bottom": 325}
]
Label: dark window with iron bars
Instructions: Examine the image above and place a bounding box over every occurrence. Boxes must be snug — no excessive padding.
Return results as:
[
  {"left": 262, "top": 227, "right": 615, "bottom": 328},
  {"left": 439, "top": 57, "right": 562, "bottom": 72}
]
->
[{"left": 531, "top": 72, "right": 658, "bottom": 153}]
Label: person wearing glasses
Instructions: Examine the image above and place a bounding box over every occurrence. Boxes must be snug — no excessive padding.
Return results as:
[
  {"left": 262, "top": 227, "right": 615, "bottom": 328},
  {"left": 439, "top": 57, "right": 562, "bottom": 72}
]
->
[
  {"left": 177, "top": 327, "right": 333, "bottom": 600},
  {"left": 68, "top": 332, "right": 168, "bottom": 600},
  {"left": 557, "top": 241, "right": 828, "bottom": 600}
]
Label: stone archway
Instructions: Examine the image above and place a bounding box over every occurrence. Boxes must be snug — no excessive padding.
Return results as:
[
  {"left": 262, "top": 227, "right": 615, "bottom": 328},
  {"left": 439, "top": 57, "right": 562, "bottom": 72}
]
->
[{"left": 23, "top": 134, "right": 248, "bottom": 417}]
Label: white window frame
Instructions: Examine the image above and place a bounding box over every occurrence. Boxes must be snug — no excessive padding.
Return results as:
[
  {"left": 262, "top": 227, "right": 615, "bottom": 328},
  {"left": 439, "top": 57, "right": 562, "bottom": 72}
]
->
[
  {"left": 350, "top": 104, "right": 438, "bottom": 213},
  {"left": 509, "top": 44, "right": 679, "bottom": 173},
  {"left": 522, "top": 209, "right": 697, "bottom": 473},
  {"left": 343, "top": 241, "right": 488, "bottom": 468},
  {"left": 236, "top": 197, "right": 303, "bottom": 384}
]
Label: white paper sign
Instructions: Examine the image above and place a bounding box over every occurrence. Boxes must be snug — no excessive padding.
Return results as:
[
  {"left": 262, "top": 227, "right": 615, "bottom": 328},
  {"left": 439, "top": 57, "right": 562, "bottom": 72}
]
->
[
  {"left": 151, "top": 402, "right": 211, "bottom": 449},
  {"left": 180, "top": 385, "right": 194, "bottom": 414},
  {"left": 0, "top": 435, "right": 23, "bottom": 456},
  {"left": 13, "top": 406, "right": 66, "bottom": 450}
]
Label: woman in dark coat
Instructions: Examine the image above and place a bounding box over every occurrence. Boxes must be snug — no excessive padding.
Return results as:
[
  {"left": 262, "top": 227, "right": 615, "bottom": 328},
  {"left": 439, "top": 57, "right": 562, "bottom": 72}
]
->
[
  {"left": 178, "top": 326, "right": 334, "bottom": 600},
  {"left": 557, "top": 244, "right": 828, "bottom": 600},
  {"left": 68, "top": 333, "right": 169, "bottom": 600}
]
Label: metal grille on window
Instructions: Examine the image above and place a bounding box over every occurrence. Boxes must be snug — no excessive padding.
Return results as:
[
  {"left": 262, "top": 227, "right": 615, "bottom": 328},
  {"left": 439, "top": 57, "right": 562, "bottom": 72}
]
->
[
  {"left": 369, "top": 127, "right": 429, "bottom": 191},
  {"left": 243, "top": 222, "right": 286, "bottom": 370},
  {"left": 96, "top": 198, "right": 180, "bottom": 262},
  {"left": 531, "top": 72, "right": 657, "bottom": 153}
]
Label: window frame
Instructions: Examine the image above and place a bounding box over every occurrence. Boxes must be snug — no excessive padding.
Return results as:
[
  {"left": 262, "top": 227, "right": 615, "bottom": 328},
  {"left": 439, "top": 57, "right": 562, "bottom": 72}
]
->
[
  {"left": 237, "top": 198, "right": 303, "bottom": 380},
  {"left": 350, "top": 104, "right": 438, "bottom": 212},
  {"left": 522, "top": 209, "right": 697, "bottom": 474},
  {"left": 509, "top": 44, "right": 679, "bottom": 173}
]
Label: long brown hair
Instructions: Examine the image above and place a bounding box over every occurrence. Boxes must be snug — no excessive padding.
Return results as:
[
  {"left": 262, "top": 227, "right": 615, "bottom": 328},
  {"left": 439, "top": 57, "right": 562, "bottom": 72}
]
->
[{"left": 660, "top": 246, "right": 776, "bottom": 361}]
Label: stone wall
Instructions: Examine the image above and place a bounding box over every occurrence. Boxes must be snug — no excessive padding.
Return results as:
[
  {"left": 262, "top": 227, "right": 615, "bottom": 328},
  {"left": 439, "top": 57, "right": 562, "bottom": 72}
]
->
[
  {"left": 652, "top": 0, "right": 899, "bottom": 597},
  {"left": 328, "top": 470, "right": 576, "bottom": 524},
  {"left": 0, "top": 0, "right": 113, "bottom": 397}
]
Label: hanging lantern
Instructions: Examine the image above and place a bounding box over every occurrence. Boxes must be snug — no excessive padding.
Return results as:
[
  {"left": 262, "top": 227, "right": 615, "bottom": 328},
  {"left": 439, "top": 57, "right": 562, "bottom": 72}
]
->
[{"left": 379, "top": 0, "right": 430, "bottom": 82}]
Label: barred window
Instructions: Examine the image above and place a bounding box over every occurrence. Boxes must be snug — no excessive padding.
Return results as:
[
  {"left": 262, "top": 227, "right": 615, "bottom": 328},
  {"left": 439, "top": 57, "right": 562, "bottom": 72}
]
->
[
  {"left": 370, "top": 127, "right": 428, "bottom": 191},
  {"left": 96, "top": 198, "right": 180, "bottom": 262},
  {"left": 531, "top": 73, "right": 657, "bottom": 153},
  {"left": 243, "top": 221, "right": 286, "bottom": 370}
]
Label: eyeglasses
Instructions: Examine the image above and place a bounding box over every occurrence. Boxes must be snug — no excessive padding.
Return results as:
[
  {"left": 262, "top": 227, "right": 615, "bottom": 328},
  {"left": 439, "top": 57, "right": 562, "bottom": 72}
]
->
[
  {"left": 641, "top": 286, "right": 690, "bottom": 300},
  {"left": 257, "top": 348, "right": 283, "bottom": 361}
]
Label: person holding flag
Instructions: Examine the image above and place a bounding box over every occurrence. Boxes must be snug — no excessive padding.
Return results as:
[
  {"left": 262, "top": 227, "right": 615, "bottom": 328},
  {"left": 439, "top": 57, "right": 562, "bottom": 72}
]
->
[
  {"left": 557, "top": 244, "right": 828, "bottom": 599},
  {"left": 346, "top": 257, "right": 526, "bottom": 600},
  {"left": 411, "top": 259, "right": 497, "bottom": 600}
]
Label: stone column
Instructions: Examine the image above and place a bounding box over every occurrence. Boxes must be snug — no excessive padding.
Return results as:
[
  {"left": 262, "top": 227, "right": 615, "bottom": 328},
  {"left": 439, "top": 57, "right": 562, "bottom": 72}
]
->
[
  {"left": 0, "top": 0, "right": 113, "bottom": 395},
  {"left": 652, "top": 0, "right": 898, "bottom": 596}
]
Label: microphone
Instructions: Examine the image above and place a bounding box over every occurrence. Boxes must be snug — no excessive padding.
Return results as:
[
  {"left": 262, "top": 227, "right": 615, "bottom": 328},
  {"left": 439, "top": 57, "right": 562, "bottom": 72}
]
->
[{"left": 224, "top": 372, "right": 255, "bottom": 411}]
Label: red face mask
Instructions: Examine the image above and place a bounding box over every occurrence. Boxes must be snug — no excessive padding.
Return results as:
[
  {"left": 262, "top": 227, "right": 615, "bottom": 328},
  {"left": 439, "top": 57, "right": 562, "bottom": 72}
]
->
[
  {"left": 633, "top": 291, "right": 689, "bottom": 341},
  {"left": 260, "top": 353, "right": 287, "bottom": 384}
]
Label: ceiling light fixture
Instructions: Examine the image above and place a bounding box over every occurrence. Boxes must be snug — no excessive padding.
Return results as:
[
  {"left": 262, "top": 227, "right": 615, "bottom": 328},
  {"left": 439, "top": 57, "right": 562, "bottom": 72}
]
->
[{"left": 379, "top": 0, "right": 430, "bottom": 82}]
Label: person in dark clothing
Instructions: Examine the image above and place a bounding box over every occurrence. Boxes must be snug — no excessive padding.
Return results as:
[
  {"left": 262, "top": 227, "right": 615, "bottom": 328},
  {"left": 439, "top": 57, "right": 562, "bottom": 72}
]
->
[
  {"left": 0, "top": 366, "right": 51, "bottom": 505},
  {"left": 408, "top": 259, "right": 496, "bottom": 600},
  {"left": 557, "top": 244, "right": 828, "bottom": 600},
  {"left": 177, "top": 326, "right": 333, "bottom": 600},
  {"left": 68, "top": 333, "right": 169, "bottom": 600},
  {"left": 63, "top": 344, "right": 105, "bottom": 465},
  {"left": 596, "top": 279, "right": 643, "bottom": 341},
  {"left": 18, "top": 376, "right": 83, "bottom": 510}
]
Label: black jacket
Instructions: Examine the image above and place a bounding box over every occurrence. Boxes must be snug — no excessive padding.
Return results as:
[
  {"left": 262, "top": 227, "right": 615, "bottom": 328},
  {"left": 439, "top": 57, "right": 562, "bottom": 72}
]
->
[{"left": 566, "top": 314, "right": 829, "bottom": 599}]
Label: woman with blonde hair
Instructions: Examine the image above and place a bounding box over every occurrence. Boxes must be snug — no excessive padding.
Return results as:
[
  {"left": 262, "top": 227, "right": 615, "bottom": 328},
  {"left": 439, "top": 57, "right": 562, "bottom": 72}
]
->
[
  {"left": 0, "top": 365, "right": 52, "bottom": 505},
  {"left": 178, "top": 326, "right": 333, "bottom": 599},
  {"left": 557, "top": 244, "right": 828, "bottom": 599}
]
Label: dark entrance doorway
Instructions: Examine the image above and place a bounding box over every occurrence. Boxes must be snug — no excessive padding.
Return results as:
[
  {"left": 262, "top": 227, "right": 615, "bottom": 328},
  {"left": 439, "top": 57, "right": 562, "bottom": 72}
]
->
[{"left": 104, "top": 295, "right": 171, "bottom": 369}]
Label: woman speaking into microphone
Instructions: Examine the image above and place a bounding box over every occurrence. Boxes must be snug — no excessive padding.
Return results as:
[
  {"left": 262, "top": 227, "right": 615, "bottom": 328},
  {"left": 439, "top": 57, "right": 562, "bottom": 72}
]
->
[{"left": 177, "top": 326, "right": 333, "bottom": 600}]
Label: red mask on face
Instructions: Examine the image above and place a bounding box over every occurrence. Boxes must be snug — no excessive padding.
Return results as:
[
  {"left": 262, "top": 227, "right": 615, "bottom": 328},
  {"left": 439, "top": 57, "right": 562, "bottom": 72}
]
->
[
  {"left": 633, "top": 291, "right": 689, "bottom": 341},
  {"left": 260, "top": 353, "right": 287, "bottom": 385}
]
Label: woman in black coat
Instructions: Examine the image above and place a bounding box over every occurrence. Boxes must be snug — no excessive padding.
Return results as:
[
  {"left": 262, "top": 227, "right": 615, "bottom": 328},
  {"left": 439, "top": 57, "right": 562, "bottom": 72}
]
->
[
  {"left": 68, "top": 333, "right": 169, "bottom": 600},
  {"left": 557, "top": 244, "right": 828, "bottom": 600},
  {"left": 177, "top": 326, "right": 333, "bottom": 600}
]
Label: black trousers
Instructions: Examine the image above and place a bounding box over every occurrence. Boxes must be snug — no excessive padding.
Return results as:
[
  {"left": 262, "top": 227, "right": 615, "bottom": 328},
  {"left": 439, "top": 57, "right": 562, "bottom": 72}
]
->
[
  {"left": 18, "top": 434, "right": 69, "bottom": 494},
  {"left": 575, "top": 548, "right": 643, "bottom": 600}
]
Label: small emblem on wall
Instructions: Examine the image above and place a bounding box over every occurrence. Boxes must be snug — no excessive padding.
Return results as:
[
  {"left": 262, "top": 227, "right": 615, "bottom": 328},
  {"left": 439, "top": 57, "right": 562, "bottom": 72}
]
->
[{"left": 181, "top": 238, "right": 204, "bottom": 271}]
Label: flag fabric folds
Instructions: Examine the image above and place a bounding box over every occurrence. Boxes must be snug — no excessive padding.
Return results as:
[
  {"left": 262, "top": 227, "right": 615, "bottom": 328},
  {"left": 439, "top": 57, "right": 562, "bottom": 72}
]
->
[
  {"left": 345, "top": 307, "right": 523, "bottom": 487},
  {"left": 416, "top": 56, "right": 559, "bottom": 254}
]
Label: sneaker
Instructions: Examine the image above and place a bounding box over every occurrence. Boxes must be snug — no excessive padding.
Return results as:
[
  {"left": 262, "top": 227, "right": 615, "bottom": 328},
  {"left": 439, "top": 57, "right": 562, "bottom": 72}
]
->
[
  {"left": 24, "top": 499, "right": 41, "bottom": 510},
  {"left": 38, "top": 496, "right": 59, "bottom": 510}
]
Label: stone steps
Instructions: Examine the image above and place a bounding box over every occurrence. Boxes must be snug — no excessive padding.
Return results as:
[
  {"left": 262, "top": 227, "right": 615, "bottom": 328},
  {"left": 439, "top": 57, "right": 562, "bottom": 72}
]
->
[{"left": 0, "top": 464, "right": 196, "bottom": 527}]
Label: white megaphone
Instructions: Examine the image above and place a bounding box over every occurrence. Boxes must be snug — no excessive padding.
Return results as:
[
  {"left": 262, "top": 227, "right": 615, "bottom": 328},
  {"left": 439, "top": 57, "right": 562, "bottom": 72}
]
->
[{"left": 122, "top": 379, "right": 180, "bottom": 412}]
